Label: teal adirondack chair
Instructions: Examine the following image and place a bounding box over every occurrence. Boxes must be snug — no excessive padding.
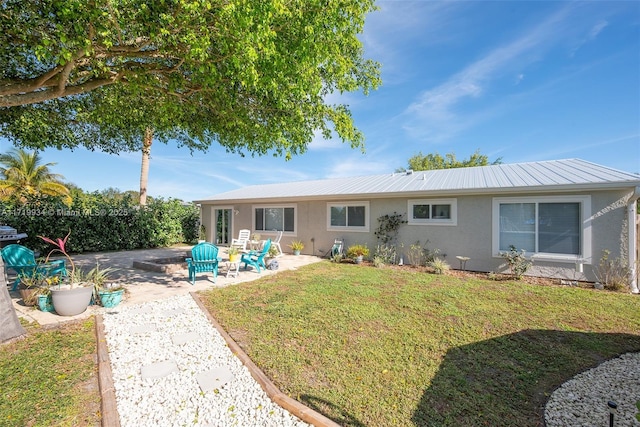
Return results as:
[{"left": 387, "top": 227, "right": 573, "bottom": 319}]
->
[
  {"left": 1, "top": 244, "right": 66, "bottom": 291},
  {"left": 240, "top": 239, "right": 271, "bottom": 273},
  {"left": 186, "top": 242, "right": 220, "bottom": 285}
]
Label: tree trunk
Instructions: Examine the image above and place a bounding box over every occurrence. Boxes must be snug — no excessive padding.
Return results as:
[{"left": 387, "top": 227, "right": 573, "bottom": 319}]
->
[
  {"left": 139, "top": 127, "right": 153, "bottom": 206},
  {"left": 0, "top": 258, "right": 27, "bottom": 343}
]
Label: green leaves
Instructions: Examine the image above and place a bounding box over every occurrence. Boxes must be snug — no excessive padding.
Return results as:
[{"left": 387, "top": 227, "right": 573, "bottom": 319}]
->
[{"left": 1, "top": 0, "right": 380, "bottom": 158}]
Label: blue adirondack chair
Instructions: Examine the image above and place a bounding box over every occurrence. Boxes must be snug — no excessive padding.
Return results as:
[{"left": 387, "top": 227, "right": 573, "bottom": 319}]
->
[
  {"left": 240, "top": 239, "right": 271, "bottom": 273},
  {"left": 1, "top": 244, "right": 66, "bottom": 291},
  {"left": 186, "top": 242, "right": 220, "bottom": 285}
]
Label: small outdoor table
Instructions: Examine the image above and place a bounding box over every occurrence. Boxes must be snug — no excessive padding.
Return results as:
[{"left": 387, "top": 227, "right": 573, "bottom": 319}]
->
[{"left": 225, "top": 260, "right": 240, "bottom": 278}]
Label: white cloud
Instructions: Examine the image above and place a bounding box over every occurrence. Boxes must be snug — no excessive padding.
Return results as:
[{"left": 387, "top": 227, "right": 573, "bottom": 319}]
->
[{"left": 402, "top": 4, "right": 575, "bottom": 143}]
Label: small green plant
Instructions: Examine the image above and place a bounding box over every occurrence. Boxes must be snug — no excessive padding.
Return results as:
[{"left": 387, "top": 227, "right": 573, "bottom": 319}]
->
[
  {"left": 228, "top": 246, "right": 240, "bottom": 256},
  {"left": 374, "top": 244, "right": 397, "bottom": 265},
  {"left": 406, "top": 241, "right": 440, "bottom": 266},
  {"left": 372, "top": 255, "right": 385, "bottom": 268},
  {"left": 289, "top": 240, "right": 304, "bottom": 251},
  {"left": 331, "top": 253, "right": 343, "bottom": 263},
  {"left": 594, "top": 249, "right": 631, "bottom": 291},
  {"left": 267, "top": 245, "right": 279, "bottom": 257},
  {"left": 86, "top": 263, "right": 119, "bottom": 288},
  {"left": 500, "top": 245, "right": 532, "bottom": 279},
  {"left": 635, "top": 400, "right": 640, "bottom": 422},
  {"left": 346, "top": 244, "right": 370, "bottom": 259},
  {"left": 429, "top": 257, "right": 450, "bottom": 275}
]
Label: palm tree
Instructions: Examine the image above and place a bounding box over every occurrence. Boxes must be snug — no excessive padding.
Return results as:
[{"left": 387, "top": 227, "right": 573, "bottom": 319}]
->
[{"left": 0, "top": 148, "right": 71, "bottom": 205}]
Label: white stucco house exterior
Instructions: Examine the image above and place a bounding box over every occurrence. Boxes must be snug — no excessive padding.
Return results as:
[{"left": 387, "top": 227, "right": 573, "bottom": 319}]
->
[{"left": 195, "top": 159, "right": 640, "bottom": 292}]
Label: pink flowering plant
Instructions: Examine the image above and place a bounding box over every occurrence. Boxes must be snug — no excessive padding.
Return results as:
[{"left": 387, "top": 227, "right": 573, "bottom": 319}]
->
[{"left": 38, "top": 230, "right": 76, "bottom": 287}]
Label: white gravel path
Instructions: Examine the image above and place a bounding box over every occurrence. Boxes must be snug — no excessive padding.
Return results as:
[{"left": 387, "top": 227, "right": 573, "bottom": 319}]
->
[
  {"left": 545, "top": 352, "right": 640, "bottom": 426},
  {"left": 101, "top": 294, "right": 311, "bottom": 427}
]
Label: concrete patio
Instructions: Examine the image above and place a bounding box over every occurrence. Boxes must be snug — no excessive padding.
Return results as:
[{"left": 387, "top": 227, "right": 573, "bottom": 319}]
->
[{"left": 8, "top": 245, "right": 323, "bottom": 326}]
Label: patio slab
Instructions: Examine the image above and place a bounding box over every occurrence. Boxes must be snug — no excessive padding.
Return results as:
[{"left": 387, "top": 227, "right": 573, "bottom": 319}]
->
[{"left": 8, "top": 246, "right": 323, "bottom": 326}]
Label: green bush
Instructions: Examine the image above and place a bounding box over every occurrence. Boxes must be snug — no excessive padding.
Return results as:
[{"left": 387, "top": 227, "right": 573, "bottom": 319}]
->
[{"left": 0, "top": 190, "right": 199, "bottom": 254}]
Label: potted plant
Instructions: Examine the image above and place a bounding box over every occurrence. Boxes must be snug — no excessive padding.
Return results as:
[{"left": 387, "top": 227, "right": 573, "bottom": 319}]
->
[
  {"left": 289, "top": 240, "right": 304, "bottom": 255},
  {"left": 87, "top": 263, "right": 124, "bottom": 308},
  {"left": 347, "top": 244, "right": 370, "bottom": 264},
  {"left": 227, "top": 246, "right": 240, "bottom": 263},
  {"left": 39, "top": 231, "right": 94, "bottom": 316},
  {"left": 17, "top": 270, "right": 47, "bottom": 306}
]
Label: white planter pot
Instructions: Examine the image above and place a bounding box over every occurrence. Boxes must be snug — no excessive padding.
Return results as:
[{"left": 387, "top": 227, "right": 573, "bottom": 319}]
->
[{"left": 51, "top": 286, "right": 93, "bottom": 316}]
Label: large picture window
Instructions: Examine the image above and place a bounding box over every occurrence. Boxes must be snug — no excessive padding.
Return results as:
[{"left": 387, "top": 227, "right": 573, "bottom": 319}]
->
[
  {"left": 327, "top": 202, "right": 369, "bottom": 231},
  {"left": 254, "top": 205, "right": 295, "bottom": 233},
  {"left": 492, "top": 196, "right": 591, "bottom": 261},
  {"left": 408, "top": 199, "right": 457, "bottom": 225}
]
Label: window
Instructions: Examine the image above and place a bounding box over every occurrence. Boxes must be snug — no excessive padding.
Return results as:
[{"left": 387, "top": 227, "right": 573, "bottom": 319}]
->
[
  {"left": 254, "top": 205, "right": 296, "bottom": 233},
  {"left": 327, "top": 202, "right": 369, "bottom": 231},
  {"left": 408, "top": 199, "right": 457, "bottom": 225},
  {"left": 492, "top": 196, "right": 591, "bottom": 261}
]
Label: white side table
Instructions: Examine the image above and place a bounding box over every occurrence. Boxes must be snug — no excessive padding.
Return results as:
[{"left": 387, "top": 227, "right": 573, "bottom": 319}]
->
[{"left": 225, "top": 261, "right": 240, "bottom": 278}]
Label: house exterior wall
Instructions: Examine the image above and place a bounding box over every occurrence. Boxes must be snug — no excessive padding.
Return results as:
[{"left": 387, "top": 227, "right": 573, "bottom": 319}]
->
[{"left": 200, "top": 187, "right": 634, "bottom": 283}]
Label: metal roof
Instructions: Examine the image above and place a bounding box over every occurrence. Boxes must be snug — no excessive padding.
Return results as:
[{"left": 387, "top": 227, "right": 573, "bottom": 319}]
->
[{"left": 195, "top": 159, "right": 640, "bottom": 203}]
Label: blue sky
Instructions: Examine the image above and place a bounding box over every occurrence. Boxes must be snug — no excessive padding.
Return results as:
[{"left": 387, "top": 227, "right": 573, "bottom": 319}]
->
[{"left": 3, "top": 1, "right": 639, "bottom": 202}]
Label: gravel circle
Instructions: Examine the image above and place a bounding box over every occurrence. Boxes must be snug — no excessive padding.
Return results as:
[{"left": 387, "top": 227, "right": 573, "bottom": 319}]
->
[
  {"left": 544, "top": 352, "right": 640, "bottom": 426},
  {"left": 102, "top": 294, "right": 311, "bottom": 427}
]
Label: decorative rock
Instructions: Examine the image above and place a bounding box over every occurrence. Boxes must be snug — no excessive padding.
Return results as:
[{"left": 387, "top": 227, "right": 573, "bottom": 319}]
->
[{"left": 102, "top": 294, "right": 311, "bottom": 427}]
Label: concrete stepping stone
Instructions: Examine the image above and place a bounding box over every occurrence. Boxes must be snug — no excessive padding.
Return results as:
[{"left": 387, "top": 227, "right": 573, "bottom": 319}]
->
[
  {"left": 171, "top": 331, "right": 200, "bottom": 346},
  {"left": 141, "top": 360, "right": 179, "bottom": 379},
  {"left": 161, "top": 308, "right": 185, "bottom": 317},
  {"left": 196, "top": 366, "right": 234, "bottom": 393},
  {"left": 130, "top": 305, "right": 153, "bottom": 314},
  {"left": 130, "top": 323, "right": 157, "bottom": 334}
]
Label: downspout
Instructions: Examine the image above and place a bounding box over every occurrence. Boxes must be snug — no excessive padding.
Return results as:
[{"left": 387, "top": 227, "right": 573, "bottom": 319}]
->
[{"left": 628, "top": 186, "right": 640, "bottom": 294}]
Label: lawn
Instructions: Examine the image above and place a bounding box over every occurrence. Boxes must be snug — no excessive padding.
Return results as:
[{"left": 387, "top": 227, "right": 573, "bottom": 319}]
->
[
  {"left": 0, "top": 319, "right": 100, "bottom": 427},
  {"left": 199, "top": 262, "right": 640, "bottom": 427}
]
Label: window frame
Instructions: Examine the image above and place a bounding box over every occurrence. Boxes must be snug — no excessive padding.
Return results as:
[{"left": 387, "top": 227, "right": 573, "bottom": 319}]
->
[
  {"left": 252, "top": 204, "right": 297, "bottom": 235},
  {"left": 326, "top": 201, "right": 370, "bottom": 232},
  {"left": 492, "top": 195, "right": 591, "bottom": 263},
  {"left": 407, "top": 198, "right": 458, "bottom": 226}
]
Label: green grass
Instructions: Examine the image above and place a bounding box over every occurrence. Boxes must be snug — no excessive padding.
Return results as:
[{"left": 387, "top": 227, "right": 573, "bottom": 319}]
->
[
  {"left": 200, "top": 262, "right": 640, "bottom": 427},
  {"left": 0, "top": 319, "right": 100, "bottom": 427}
]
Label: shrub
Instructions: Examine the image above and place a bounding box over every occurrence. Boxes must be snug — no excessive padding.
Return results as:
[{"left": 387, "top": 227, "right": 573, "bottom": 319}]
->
[
  {"left": 0, "top": 190, "right": 199, "bottom": 254},
  {"left": 429, "top": 258, "right": 450, "bottom": 275},
  {"left": 372, "top": 255, "right": 385, "bottom": 268},
  {"left": 595, "top": 249, "right": 632, "bottom": 291},
  {"left": 374, "top": 244, "right": 397, "bottom": 265},
  {"left": 405, "top": 241, "right": 440, "bottom": 266},
  {"left": 500, "top": 245, "right": 532, "bottom": 279}
]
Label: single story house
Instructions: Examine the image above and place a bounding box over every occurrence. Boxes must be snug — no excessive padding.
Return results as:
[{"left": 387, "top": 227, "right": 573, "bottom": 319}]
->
[{"left": 195, "top": 158, "right": 640, "bottom": 292}]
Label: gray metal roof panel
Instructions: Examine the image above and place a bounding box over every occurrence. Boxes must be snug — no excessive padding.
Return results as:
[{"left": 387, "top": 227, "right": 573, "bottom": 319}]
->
[{"left": 195, "top": 159, "right": 640, "bottom": 203}]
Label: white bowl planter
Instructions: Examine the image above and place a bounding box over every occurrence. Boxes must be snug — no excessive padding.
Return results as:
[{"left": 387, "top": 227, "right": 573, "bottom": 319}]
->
[{"left": 51, "top": 286, "right": 93, "bottom": 316}]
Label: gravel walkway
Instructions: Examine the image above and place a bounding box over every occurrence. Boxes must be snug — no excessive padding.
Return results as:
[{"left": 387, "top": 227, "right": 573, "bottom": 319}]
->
[
  {"left": 102, "top": 294, "right": 312, "bottom": 427},
  {"left": 544, "top": 352, "right": 640, "bottom": 426}
]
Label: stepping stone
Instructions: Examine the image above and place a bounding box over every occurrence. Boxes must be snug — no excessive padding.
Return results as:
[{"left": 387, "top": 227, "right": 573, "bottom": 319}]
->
[
  {"left": 141, "top": 360, "right": 179, "bottom": 379},
  {"left": 196, "top": 366, "right": 234, "bottom": 393},
  {"left": 130, "top": 323, "right": 157, "bottom": 334},
  {"left": 130, "top": 305, "right": 153, "bottom": 314},
  {"left": 172, "top": 331, "right": 200, "bottom": 345},
  {"left": 161, "top": 308, "right": 185, "bottom": 317}
]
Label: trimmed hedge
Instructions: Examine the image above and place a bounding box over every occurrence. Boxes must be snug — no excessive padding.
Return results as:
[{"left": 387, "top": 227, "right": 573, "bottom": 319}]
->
[{"left": 0, "top": 192, "right": 199, "bottom": 255}]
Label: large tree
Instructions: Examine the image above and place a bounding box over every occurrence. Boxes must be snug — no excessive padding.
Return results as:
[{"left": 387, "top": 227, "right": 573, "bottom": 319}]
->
[
  {"left": 402, "top": 150, "right": 503, "bottom": 171},
  {"left": 0, "top": 0, "right": 380, "bottom": 342},
  {"left": 0, "top": 0, "right": 380, "bottom": 158},
  {"left": 0, "top": 148, "right": 72, "bottom": 204}
]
